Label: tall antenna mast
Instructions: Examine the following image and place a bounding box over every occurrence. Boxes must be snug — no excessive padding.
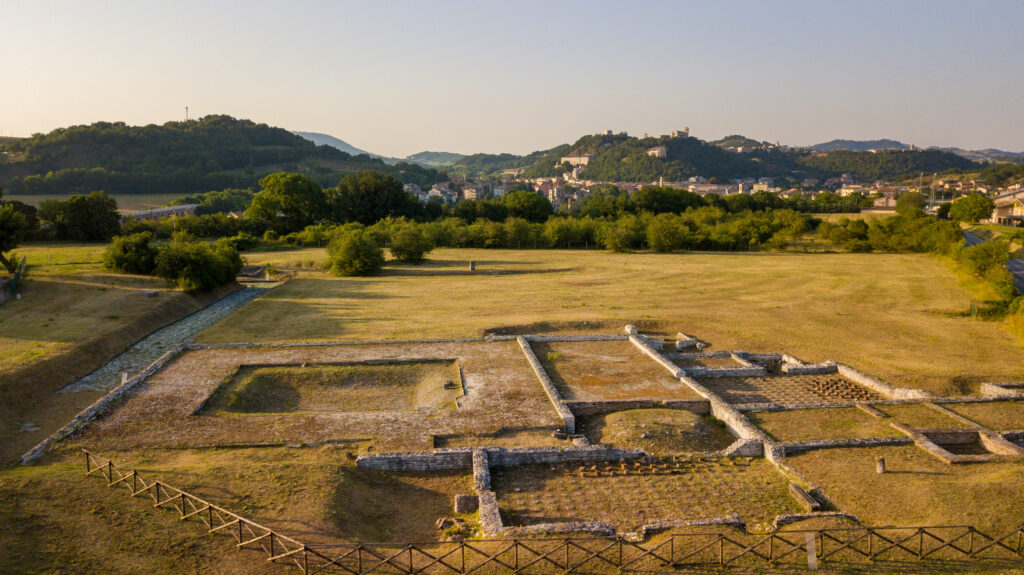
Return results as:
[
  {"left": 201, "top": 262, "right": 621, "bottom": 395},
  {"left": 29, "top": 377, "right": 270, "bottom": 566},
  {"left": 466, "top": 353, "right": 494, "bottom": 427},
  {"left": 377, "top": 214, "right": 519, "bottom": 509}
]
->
[{"left": 185, "top": 106, "right": 189, "bottom": 122}]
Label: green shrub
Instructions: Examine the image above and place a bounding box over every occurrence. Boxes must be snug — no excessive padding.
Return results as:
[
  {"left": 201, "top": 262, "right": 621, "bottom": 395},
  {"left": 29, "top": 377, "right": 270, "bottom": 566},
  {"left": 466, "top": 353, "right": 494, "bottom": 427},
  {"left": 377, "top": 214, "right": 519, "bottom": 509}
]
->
[
  {"left": 102, "top": 232, "right": 158, "bottom": 275},
  {"left": 326, "top": 230, "right": 384, "bottom": 276},
  {"left": 154, "top": 240, "right": 242, "bottom": 293},
  {"left": 389, "top": 225, "right": 433, "bottom": 263}
]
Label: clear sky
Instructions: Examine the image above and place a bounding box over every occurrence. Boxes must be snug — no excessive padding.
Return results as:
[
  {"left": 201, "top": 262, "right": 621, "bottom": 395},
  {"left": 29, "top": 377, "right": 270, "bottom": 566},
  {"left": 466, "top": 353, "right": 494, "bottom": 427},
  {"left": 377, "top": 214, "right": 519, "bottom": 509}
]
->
[{"left": 3, "top": 0, "right": 1022, "bottom": 157}]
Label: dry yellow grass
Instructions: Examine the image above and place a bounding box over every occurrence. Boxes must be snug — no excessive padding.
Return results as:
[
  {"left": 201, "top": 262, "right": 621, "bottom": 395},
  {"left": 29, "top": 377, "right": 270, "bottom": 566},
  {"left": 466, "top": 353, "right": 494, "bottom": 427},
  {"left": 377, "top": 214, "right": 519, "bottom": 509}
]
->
[
  {"left": 787, "top": 445, "right": 1024, "bottom": 532},
  {"left": 747, "top": 408, "right": 903, "bottom": 442},
  {"left": 205, "top": 248, "right": 1023, "bottom": 395}
]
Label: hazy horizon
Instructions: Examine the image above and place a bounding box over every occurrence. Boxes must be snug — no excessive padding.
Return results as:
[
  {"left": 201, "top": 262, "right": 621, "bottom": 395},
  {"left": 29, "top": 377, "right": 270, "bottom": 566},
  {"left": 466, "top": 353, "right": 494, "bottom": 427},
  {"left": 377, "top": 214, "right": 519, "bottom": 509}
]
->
[{"left": 4, "top": 0, "right": 1023, "bottom": 157}]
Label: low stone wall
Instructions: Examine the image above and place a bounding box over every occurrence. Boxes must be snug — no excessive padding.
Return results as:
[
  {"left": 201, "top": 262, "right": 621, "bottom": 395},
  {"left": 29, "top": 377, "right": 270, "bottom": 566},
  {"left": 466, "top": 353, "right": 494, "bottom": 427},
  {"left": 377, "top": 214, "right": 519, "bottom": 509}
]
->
[
  {"left": 188, "top": 335, "right": 520, "bottom": 351},
  {"left": 634, "top": 515, "right": 745, "bottom": 540},
  {"left": 781, "top": 362, "right": 838, "bottom": 375},
  {"left": 477, "top": 491, "right": 503, "bottom": 535},
  {"left": 501, "top": 521, "right": 617, "bottom": 538},
  {"left": 683, "top": 366, "right": 766, "bottom": 378},
  {"left": 772, "top": 512, "right": 859, "bottom": 530},
  {"left": 357, "top": 449, "right": 474, "bottom": 472},
  {"left": 21, "top": 342, "right": 190, "bottom": 465},
  {"left": 357, "top": 445, "right": 643, "bottom": 472},
  {"left": 472, "top": 449, "right": 491, "bottom": 491},
  {"left": 836, "top": 364, "right": 932, "bottom": 400},
  {"left": 625, "top": 324, "right": 664, "bottom": 351},
  {"left": 674, "top": 332, "right": 708, "bottom": 351},
  {"left": 517, "top": 336, "right": 576, "bottom": 433},
  {"left": 564, "top": 399, "right": 710, "bottom": 417},
  {"left": 523, "top": 335, "right": 629, "bottom": 343},
  {"left": 780, "top": 436, "right": 913, "bottom": 456},
  {"left": 979, "top": 382, "right": 1024, "bottom": 398},
  {"left": 486, "top": 446, "right": 643, "bottom": 467}
]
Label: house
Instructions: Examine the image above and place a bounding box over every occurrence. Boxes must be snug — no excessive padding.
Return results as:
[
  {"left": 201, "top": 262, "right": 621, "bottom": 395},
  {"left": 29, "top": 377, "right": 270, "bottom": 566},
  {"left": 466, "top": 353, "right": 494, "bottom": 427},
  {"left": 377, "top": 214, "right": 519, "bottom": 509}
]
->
[
  {"left": 647, "top": 146, "right": 667, "bottom": 159},
  {"left": 560, "top": 154, "right": 594, "bottom": 167},
  {"left": 991, "top": 190, "right": 1024, "bottom": 226},
  {"left": 461, "top": 186, "right": 480, "bottom": 201}
]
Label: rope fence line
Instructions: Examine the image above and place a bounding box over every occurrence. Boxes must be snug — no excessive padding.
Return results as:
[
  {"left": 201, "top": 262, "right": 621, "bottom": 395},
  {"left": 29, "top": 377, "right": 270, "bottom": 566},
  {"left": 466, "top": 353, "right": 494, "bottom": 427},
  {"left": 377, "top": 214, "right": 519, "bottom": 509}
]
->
[{"left": 83, "top": 449, "right": 1024, "bottom": 573}]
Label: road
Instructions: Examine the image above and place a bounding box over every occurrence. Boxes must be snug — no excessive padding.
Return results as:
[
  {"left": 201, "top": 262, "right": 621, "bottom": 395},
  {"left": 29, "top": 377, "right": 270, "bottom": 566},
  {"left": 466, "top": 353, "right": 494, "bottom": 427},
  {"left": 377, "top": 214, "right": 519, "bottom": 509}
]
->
[{"left": 963, "top": 230, "right": 1024, "bottom": 293}]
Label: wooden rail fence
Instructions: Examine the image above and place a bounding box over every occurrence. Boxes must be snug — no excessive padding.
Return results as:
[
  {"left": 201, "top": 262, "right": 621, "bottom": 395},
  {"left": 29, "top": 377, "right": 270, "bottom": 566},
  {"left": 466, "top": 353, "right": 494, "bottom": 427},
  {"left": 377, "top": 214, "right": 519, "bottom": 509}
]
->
[{"left": 83, "top": 449, "right": 1024, "bottom": 573}]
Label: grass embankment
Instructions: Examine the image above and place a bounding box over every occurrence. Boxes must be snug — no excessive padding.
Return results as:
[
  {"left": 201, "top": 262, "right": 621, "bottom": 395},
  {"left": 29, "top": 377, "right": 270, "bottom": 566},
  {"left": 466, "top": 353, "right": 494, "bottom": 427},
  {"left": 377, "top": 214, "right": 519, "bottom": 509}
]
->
[
  {"left": 203, "top": 248, "right": 1022, "bottom": 396},
  {"left": 0, "top": 244, "right": 239, "bottom": 465}
]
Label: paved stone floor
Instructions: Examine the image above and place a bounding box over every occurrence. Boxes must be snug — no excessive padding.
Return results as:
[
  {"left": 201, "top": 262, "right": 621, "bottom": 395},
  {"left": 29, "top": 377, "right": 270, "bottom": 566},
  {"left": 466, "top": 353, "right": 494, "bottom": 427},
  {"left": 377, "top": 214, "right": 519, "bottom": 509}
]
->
[
  {"left": 697, "top": 374, "right": 881, "bottom": 407},
  {"left": 492, "top": 458, "right": 799, "bottom": 531}
]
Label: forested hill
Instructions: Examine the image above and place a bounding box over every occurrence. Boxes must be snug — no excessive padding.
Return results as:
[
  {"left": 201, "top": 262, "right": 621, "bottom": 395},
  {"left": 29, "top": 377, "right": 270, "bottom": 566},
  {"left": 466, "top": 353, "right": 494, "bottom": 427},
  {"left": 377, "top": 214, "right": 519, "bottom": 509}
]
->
[
  {"left": 451, "top": 132, "right": 977, "bottom": 182},
  {"left": 0, "top": 115, "right": 446, "bottom": 194}
]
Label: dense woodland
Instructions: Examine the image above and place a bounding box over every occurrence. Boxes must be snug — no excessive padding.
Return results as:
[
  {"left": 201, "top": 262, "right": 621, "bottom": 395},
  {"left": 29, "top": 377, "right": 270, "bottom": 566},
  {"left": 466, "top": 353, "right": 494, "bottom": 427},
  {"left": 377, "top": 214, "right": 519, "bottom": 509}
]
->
[
  {"left": 450, "top": 133, "right": 977, "bottom": 183},
  {"left": 0, "top": 116, "right": 446, "bottom": 194}
]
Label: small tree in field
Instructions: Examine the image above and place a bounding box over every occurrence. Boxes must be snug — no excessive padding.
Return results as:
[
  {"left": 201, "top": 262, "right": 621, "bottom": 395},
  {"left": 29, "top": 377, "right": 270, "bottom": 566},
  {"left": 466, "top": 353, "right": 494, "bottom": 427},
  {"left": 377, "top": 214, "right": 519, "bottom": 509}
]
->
[
  {"left": 0, "top": 204, "right": 29, "bottom": 273},
  {"left": 103, "top": 232, "right": 158, "bottom": 275},
  {"left": 326, "top": 230, "right": 383, "bottom": 276},
  {"left": 389, "top": 225, "right": 433, "bottom": 263}
]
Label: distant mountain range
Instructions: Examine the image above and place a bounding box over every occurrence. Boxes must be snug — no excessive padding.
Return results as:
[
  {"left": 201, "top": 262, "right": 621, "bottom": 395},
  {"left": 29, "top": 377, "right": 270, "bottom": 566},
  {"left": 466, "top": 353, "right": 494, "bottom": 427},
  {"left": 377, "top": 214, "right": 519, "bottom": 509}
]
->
[
  {"left": 292, "top": 131, "right": 378, "bottom": 158},
  {"left": 810, "top": 139, "right": 910, "bottom": 152},
  {"left": 809, "top": 138, "right": 1024, "bottom": 163},
  {"left": 405, "top": 151, "right": 467, "bottom": 167},
  {"left": 293, "top": 132, "right": 468, "bottom": 168}
]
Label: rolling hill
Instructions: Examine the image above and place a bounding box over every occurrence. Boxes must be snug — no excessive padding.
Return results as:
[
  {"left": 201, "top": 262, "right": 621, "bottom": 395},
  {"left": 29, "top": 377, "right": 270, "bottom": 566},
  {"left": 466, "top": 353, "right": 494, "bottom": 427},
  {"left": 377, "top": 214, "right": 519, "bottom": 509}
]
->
[{"left": 0, "top": 116, "right": 445, "bottom": 195}]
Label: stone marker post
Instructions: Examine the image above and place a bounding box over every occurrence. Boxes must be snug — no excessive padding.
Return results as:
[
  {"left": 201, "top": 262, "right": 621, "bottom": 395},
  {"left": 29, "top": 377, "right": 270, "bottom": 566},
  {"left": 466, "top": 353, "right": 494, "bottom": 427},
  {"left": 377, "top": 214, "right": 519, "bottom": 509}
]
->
[
  {"left": 875, "top": 456, "right": 886, "bottom": 474},
  {"left": 469, "top": 261, "right": 476, "bottom": 271}
]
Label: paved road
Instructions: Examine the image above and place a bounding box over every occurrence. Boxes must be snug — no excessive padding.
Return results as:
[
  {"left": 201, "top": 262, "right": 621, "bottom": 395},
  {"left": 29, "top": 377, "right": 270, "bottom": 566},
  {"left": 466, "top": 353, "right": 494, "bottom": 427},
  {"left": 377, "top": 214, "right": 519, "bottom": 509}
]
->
[{"left": 963, "top": 231, "right": 1024, "bottom": 293}]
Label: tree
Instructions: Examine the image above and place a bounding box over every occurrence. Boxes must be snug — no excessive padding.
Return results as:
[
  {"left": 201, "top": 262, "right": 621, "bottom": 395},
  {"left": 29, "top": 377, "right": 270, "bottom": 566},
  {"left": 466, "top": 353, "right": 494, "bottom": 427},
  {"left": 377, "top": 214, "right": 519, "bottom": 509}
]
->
[
  {"left": 154, "top": 240, "right": 241, "bottom": 293},
  {"left": 326, "top": 229, "right": 384, "bottom": 276},
  {"left": 504, "top": 190, "right": 553, "bottom": 222},
  {"left": 389, "top": 225, "right": 433, "bottom": 263},
  {"left": 646, "top": 213, "right": 687, "bottom": 252},
  {"left": 36, "top": 191, "right": 121, "bottom": 241},
  {"left": 328, "top": 171, "right": 422, "bottom": 225},
  {"left": 895, "top": 192, "right": 927, "bottom": 217},
  {"left": 948, "top": 193, "right": 995, "bottom": 224},
  {"left": 103, "top": 232, "right": 158, "bottom": 274},
  {"left": 245, "top": 173, "right": 328, "bottom": 234},
  {"left": 0, "top": 204, "right": 30, "bottom": 272}
]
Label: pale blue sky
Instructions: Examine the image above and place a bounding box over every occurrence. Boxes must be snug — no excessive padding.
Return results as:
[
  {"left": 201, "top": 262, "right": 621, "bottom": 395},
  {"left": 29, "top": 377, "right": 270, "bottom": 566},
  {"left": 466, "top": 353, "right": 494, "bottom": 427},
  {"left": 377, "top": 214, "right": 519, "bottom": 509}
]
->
[{"left": 3, "top": 0, "right": 1022, "bottom": 156}]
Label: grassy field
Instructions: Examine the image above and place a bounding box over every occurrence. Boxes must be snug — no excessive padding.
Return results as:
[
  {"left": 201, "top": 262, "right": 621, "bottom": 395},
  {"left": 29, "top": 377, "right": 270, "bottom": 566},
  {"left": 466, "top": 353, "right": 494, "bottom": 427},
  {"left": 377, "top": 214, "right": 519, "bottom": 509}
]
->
[
  {"left": 0, "top": 248, "right": 237, "bottom": 465},
  {"left": 203, "top": 248, "right": 1023, "bottom": 396},
  {"left": 747, "top": 407, "right": 903, "bottom": 442},
  {"left": 4, "top": 193, "right": 187, "bottom": 211},
  {"left": 203, "top": 361, "right": 461, "bottom": 414},
  {"left": 788, "top": 445, "right": 1024, "bottom": 532},
  {"left": 580, "top": 408, "right": 736, "bottom": 453},
  {"left": 4, "top": 244, "right": 1024, "bottom": 573},
  {"left": 534, "top": 340, "right": 702, "bottom": 401}
]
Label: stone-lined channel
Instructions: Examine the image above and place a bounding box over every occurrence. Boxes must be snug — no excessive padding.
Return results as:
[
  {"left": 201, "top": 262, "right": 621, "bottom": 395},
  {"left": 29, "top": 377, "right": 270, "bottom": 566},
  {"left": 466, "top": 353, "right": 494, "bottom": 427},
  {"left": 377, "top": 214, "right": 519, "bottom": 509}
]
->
[{"left": 60, "top": 283, "right": 278, "bottom": 393}]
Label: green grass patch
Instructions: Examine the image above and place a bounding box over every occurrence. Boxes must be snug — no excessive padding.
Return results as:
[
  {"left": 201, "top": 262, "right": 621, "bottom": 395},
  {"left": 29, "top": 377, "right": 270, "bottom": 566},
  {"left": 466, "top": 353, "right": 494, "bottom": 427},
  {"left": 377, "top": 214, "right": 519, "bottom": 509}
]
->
[
  {"left": 581, "top": 408, "right": 736, "bottom": 453},
  {"left": 748, "top": 407, "right": 902, "bottom": 442},
  {"left": 202, "top": 361, "right": 462, "bottom": 414}
]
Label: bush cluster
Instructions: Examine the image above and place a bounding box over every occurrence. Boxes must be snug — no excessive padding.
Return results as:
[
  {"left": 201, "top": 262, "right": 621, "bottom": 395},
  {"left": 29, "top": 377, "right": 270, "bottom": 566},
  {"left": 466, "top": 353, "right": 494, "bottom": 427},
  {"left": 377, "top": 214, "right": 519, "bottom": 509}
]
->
[{"left": 102, "top": 233, "right": 242, "bottom": 293}]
